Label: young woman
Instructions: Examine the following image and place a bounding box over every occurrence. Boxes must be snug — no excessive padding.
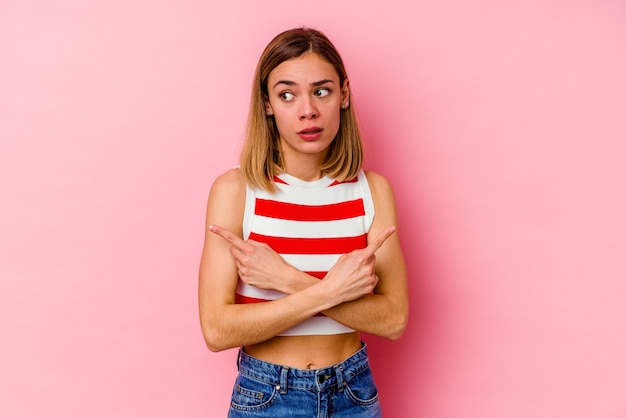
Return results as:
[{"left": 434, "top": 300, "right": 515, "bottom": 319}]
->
[{"left": 199, "top": 27, "right": 408, "bottom": 417}]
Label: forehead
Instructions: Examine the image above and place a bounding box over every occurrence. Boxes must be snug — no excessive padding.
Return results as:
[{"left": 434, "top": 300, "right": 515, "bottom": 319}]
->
[{"left": 268, "top": 52, "right": 339, "bottom": 86}]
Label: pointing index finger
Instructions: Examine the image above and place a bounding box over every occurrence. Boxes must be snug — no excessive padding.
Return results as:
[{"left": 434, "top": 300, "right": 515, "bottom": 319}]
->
[
  {"left": 364, "top": 226, "right": 396, "bottom": 257},
  {"left": 209, "top": 224, "right": 246, "bottom": 250}
]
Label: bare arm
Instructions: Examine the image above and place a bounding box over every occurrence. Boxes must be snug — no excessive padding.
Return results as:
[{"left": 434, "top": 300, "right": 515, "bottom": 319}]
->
[{"left": 198, "top": 169, "right": 387, "bottom": 351}]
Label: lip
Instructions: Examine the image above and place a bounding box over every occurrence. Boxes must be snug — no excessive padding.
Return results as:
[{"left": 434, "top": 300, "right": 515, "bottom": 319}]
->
[{"left": 297, "top": 126, "right": 323, "bottom": 141}]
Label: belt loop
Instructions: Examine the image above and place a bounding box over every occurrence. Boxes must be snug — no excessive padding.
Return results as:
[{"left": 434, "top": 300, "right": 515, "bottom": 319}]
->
[
  {"left": 236, "top": 348, "right": 242, "bottom": 371},
  {"left": 279, "top": 367, "right": 289, "bottom": 394},
  {"left": 335, "top": 365, "right": 346, "bottom": 392}
]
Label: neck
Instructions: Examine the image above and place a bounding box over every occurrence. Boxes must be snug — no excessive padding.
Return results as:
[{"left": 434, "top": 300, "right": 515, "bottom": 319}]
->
[
  {"left": 283, "top": 163, "right": 325, "bottom": 182},
  {"left": 281, "top": 148, "right": 328, "bottom": 182}
]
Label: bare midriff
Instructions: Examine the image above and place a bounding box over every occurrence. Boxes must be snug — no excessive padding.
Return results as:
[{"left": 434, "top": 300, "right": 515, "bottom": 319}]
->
[{"left": 244, "top": 332, "right": 362, "bottom": 370}]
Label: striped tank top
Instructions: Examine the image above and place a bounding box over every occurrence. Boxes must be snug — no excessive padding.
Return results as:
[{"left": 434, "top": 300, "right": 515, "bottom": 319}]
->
[{"left": 237, "top": 170, "right": 375, "bottom": 336}]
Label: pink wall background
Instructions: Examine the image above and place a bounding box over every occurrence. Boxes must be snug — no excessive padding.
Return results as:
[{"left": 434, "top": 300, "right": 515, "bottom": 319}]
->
[{"left": 2, "top": 0, "right": 626, "bottom": 416}]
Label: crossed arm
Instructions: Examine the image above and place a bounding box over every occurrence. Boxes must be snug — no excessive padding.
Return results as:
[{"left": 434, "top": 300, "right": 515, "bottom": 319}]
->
[{"left": 198, "top": 169, "right": 408, "bottom": 352}]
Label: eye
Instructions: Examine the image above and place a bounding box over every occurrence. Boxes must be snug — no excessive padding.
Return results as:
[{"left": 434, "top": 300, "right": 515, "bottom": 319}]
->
[
  {"left": 314, "top": 88, "right": 330, "bottom": 98},
  {"left": 279, "top": 91, "right": 295, "bottom": 101}
]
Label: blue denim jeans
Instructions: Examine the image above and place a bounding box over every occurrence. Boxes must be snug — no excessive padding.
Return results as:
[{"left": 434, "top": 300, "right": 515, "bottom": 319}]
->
[{"left": 228, "top": 343, "right": 382, "bottom": 417}]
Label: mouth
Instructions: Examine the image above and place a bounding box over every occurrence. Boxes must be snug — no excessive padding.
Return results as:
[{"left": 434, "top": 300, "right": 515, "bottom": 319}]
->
[
  {"left": 298, "top": 127, "right": 323, "bottom": 135},
  {"left": 297, "top": 127, "right": 324, "bottom": 140}
]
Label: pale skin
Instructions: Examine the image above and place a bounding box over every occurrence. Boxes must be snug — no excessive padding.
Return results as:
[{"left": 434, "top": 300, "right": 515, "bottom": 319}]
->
[{"left": 198, "top": 52, "right": 408, "bottom": 369}]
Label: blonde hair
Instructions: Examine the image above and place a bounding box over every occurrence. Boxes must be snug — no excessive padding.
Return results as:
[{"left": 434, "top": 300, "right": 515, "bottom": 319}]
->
[{"left": 240, "top": 28, "right": 364, "bottom": 192}]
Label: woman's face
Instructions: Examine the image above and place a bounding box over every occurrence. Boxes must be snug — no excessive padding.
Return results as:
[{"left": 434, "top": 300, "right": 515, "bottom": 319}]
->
[{"left": 265, "top": 52, "right": 349, "bottom": 173}]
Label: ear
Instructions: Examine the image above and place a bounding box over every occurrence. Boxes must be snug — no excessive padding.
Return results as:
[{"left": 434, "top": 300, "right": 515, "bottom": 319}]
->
[
  {"left": 265, "top": 101, "right": 274, "bottom": 116},
  {"left": 340, "top": 80, "right": 350, "bottom": 109}
]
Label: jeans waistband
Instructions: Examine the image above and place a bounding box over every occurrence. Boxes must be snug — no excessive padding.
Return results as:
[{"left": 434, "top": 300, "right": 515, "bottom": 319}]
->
[{"left": 236, "top": 343, "right": 371, "bottom": 392}]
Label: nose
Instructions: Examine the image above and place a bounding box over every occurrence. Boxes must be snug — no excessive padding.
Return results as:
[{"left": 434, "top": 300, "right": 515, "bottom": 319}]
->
[{"left": 299, "top": 97, "right": 318, "bottom": 120}]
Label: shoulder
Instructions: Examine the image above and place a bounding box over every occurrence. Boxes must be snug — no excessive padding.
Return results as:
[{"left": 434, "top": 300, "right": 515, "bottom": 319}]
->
[
  {"left": 212, "top": 168, "right": 246, "bottom": 191},
  {"left": 364, "top": 170, "right": 395, "bottom": 200},
  {"left": 363, "top": 170, "right": 398, "bottom": 225},
  {"left": 206, "top": 168, "right": 247, "bottom": 229},
  {"left": 209, "top": 168, "right": 246, "bottom": 201}
]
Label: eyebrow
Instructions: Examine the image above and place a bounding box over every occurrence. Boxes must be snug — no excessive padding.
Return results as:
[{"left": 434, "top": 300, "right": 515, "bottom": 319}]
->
[{"left": 272, "top": 79, "right": 335, "bottom": 89}]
